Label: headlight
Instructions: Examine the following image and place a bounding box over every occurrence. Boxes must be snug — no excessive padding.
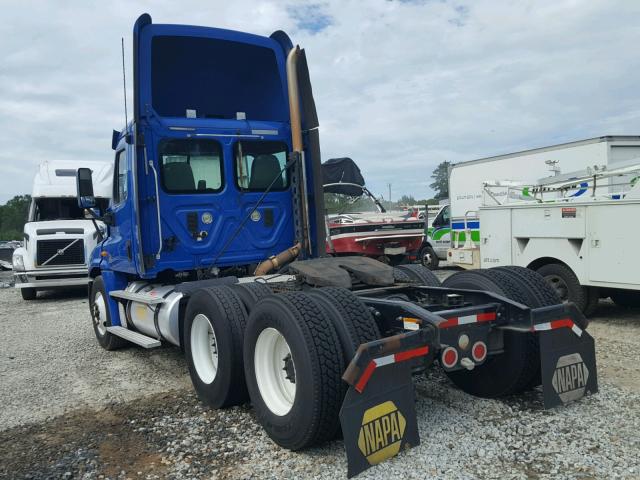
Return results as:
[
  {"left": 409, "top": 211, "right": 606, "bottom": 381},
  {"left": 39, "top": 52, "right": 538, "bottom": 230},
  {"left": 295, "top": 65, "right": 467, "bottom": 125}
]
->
[{"left": 12, "top": 254, "right": 25, "bottom": 271}]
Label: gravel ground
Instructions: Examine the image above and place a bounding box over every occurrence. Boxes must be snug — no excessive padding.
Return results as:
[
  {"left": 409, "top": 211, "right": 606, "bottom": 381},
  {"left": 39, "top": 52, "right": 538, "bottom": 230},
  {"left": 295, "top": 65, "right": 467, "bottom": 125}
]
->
[{"left": 1, "top": 273, "right": 639, "bottom": 479}]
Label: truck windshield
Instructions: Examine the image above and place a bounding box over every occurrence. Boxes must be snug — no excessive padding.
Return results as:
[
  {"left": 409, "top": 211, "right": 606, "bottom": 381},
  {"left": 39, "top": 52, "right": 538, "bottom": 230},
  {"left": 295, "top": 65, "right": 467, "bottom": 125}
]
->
[
  {"left": 234, "top": 141, "right": 289, "bottom": 191},
  {"left": 32, "top": 197, "right": 107, "bottom": 221},
  {"left": 325, "top": 192, "right": 381, "bottom": 215}
]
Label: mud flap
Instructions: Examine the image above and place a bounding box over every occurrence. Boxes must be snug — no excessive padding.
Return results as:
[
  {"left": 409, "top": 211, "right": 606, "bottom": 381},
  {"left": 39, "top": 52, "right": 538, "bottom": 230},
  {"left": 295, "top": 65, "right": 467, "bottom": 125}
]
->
[
  {"left": 340, "top": 362, "right": 419, "bottom": 478},
  {"left": 540, "top": 327, "right": 598, "bottom": 409},
  {"left": 339, "top": 329, "right": 434, "bottom": 477}
]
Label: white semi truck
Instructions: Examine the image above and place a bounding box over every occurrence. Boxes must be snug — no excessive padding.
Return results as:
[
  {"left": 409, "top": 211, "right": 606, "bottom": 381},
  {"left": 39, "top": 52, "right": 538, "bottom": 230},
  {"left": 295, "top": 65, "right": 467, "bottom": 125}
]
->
[
  {"left": 12, "top": 160, "right": 112, "bottom": 300},
  {"left": 449, "top": 160, "right": 640, "bottom": 314}
]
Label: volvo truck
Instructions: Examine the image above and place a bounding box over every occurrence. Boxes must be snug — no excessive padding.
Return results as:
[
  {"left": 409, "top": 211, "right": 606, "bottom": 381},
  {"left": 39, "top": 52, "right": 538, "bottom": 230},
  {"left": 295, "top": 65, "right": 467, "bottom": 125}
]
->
[{"left": 12, "top": 160, "right": 111, "bottom": 300}]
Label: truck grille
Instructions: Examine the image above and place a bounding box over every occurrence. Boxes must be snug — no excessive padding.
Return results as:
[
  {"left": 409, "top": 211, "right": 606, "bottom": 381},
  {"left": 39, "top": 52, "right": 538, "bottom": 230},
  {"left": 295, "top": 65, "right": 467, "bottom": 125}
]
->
[{"left": 36, "top": 239, "right": 85, "bottom": 266}]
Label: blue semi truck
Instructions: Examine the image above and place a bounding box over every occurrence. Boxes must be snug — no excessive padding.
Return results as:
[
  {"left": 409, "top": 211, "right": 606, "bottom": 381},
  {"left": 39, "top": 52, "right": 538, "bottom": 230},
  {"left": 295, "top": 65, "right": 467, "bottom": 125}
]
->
[{"left": 76, "top": 14, "right": 598, "bottom": 477}]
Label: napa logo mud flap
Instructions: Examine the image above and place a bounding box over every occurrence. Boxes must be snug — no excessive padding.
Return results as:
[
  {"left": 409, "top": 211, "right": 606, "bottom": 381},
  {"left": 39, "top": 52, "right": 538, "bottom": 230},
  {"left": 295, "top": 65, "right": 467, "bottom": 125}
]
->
[
  {"left": 540, "top": 327, "right": 598, "bottom": 409},
  {"left": 358, "top": 401, "right": 406, "bottom": 465},
  {"left": 340, "top": 361, "right": 419, "bottom": 478}
]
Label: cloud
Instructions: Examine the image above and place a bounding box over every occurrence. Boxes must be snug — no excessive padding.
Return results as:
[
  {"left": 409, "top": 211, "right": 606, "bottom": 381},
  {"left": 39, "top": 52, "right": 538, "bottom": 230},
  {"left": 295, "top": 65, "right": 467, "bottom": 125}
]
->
[{"left": 0, "top": 0, "right": 639, "bottom": 204}]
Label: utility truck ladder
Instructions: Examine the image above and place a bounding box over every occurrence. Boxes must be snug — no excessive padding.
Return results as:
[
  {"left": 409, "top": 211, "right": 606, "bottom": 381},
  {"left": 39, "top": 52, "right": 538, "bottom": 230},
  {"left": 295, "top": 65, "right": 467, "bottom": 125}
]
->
[{"left": 482, "top": 162, "right": 640, "bottom": 206}]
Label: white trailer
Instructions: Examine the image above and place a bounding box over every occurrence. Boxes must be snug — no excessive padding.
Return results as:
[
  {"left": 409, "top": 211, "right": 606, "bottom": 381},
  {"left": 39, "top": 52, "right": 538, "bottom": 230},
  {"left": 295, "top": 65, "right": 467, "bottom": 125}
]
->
[
  {"left": 447, "top": 136, "right": 640, "bottom": 268},
  {"left": 460, "top": 163, "right": 640, "bottom": 314},
  {"left": 12, "top": 160, "right": 112, "bottom": 300}
]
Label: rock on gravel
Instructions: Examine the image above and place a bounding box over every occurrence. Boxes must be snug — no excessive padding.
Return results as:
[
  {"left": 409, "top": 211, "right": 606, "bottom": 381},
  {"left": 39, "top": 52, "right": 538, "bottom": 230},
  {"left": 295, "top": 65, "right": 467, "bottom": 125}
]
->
[{"left": 1, "top": 286, "right": 639, "bottom": 479}]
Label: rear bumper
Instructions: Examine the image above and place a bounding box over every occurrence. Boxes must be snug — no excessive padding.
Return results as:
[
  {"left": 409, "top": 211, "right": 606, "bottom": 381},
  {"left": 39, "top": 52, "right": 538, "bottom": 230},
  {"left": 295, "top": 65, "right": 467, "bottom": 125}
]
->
[{"left": 14, "top": 268, "right": 89, "bottom": 288}]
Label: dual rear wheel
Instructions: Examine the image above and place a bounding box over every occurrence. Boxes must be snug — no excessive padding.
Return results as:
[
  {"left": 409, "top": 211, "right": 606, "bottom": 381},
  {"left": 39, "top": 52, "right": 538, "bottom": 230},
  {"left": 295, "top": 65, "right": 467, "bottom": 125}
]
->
[
  {"left": 184, "top": 283, "right": 380, "bottom": 450},
  {"left": 441, "top": 266, "right": 560, "bottom": 397}
]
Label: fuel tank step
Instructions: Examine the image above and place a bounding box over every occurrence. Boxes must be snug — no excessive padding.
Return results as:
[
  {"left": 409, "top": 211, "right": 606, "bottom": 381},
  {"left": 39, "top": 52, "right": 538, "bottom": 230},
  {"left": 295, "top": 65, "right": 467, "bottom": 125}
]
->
[
  {"left": 106, "top": 326, "right": 161, "bottom": 348},
  {"left": 109, "top": 290, "right": 166, "bottom": 305}
]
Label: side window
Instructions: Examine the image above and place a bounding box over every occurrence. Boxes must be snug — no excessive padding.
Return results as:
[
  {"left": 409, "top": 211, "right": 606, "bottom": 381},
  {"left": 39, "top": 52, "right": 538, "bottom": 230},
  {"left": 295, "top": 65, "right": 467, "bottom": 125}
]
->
[
  {"left": 159, "top": 139, "right": 223, "bottom": 193},
  {"left": 442, "top": 205, "right": 450, "bottom": 223},
  {"left": 114, "top": 150, "right": 128, "bottom": 204},
  {"left": 433, "top": 206, "right": 450, "bottom": 226},
  {"left": 235, "top": 141, "right": 289, "bottom": 191}
]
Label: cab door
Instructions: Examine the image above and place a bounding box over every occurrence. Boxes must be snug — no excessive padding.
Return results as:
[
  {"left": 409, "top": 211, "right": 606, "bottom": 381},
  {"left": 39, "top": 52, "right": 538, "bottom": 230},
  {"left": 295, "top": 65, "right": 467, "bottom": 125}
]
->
[
  {"left": 101, "top": 146, "right": 137, "bottom": 274},
  {"left": 431, "top": 205, "right": 451, "bottom": 258}
]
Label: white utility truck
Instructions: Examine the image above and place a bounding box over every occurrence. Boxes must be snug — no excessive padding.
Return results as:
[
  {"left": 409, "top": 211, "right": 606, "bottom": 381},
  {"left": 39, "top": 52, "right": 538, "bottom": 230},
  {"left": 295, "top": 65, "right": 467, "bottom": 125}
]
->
[
  {"left": 446, "top": 136, "right": 640, "bottom": 264},
  {"left": 418, "top": 203, "right": 451, "bottom": 269},
  {"left": 452, "top": 162, "right": 640, "bottom": 314},
  {"left": 12, "top": 160, "right": 112, "bottom": 300}
]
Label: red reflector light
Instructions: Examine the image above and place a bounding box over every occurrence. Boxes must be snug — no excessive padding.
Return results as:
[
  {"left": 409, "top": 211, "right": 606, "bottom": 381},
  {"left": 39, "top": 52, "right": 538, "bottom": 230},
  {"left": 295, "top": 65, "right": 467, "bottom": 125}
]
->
[
  {"left": 441, "top": 347, "right": 458, "bottom": 368},
  {"left": 472, "top": 341, "right": 487, "bottom": 362}
]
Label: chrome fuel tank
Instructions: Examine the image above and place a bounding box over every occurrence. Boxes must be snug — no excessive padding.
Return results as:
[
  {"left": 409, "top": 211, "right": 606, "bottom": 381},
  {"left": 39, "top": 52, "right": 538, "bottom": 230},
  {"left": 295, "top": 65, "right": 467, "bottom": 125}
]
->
[{"left": 120, "top": 282, "right": 183, "bottom": 346}]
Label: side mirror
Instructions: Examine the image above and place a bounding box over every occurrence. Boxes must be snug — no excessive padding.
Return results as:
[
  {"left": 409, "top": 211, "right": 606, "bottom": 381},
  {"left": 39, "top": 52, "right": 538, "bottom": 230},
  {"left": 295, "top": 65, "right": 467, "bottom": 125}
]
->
[{"left": 76, "top": 168, "right": 96, "bottom": 209}]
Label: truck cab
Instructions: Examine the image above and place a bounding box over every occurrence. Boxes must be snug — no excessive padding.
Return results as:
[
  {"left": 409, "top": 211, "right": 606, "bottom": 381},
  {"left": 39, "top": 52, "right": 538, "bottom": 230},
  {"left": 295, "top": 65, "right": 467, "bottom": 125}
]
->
[
  {"left": 418, "top": 203, "right": 450, "bottom": 269},
  {"left": 13, "top": 160, "right": 111, "bottom": 300},
  {"left": 80, "top": 14, "right": 325, "bottom": 338}
]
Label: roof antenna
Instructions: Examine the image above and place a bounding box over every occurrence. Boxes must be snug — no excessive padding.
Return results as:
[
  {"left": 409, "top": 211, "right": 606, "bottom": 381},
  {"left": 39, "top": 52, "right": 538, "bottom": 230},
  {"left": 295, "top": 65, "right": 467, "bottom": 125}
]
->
[{"left": 121, "top": 37, "right": 129, "bottom": 130}]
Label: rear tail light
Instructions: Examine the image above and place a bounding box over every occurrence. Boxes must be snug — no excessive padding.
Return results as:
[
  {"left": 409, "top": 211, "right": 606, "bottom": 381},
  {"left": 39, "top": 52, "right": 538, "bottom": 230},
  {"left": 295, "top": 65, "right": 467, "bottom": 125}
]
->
[
  {"left": 472, "top": 341, "right": 487, "bottom": 362},
  {"left": 441, "top": 346, "right": 458, "bottom": 369}
]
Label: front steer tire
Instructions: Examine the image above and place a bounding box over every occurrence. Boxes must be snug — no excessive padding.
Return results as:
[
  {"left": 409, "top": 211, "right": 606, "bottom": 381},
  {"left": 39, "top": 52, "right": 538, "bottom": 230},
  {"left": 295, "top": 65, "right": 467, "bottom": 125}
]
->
[
  {"left": 89, "top": 276, "right": 126, "bottom": 351},
  {"left": 184, "top": 286, "right": 249, "bottom": 409},
  {"left": 244, "top": 292, "right": 344, "bottom": 450},
  {"left": 536, "top": 262, "right": 598, "bottom": 316},
  {"left": 419, "top": 244, "right": 440, "bottom": 270}
]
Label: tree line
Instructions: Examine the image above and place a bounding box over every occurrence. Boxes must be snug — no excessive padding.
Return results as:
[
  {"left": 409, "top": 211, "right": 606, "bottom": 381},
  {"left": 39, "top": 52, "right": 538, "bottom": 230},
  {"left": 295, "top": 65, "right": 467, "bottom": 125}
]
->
[{"left": 0, "top": 195, "right": 31, "bottom": 241}]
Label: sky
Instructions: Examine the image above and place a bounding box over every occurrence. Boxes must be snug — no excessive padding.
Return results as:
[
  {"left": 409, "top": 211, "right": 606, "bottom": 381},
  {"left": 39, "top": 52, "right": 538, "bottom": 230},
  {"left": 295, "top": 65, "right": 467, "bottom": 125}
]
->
[{"left": 1, "top": 0, "right": 639, "bottom": 204}]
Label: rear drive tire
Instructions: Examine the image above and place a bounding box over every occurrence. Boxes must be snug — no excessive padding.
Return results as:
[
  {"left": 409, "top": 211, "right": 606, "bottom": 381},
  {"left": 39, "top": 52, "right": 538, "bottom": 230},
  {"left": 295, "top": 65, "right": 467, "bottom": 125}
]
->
[
  {"left": 441, "top": 270, "right": 540, "bottom": 397},
  {"left": 20, "top": 287, "right": 37, "bottom": 300},
  {"left": 184, "top": 286, "right": 249, "bottom": 408},
  {"left": 419, "top": 244, "right": 440, "bottom": 270},
  {"left": 244, "top": 292, "right": 344, "bottom": 450},
  {"left": 610, "top": 289, "right": 640, "bottom": 308},
  {"left": 232, "top": 282, "right": 273, "bottom": 312},
  {"left": 489, "top": 267, "right": 561, "bottom": 389},
  {"left": 395, "top": 263, "right": 441, "bottom": 286},
  {"left": 536, "top": 263, "right": 597, "bottom": 316},
  {"left": 393, "top": 267, "right": 412, "bottom": 283},
  {"left": 90, "top": 276, "right": 126, "bottom": 351},
  {"left": 308, "top": 287, "right": 381, "bottom": 360}
]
